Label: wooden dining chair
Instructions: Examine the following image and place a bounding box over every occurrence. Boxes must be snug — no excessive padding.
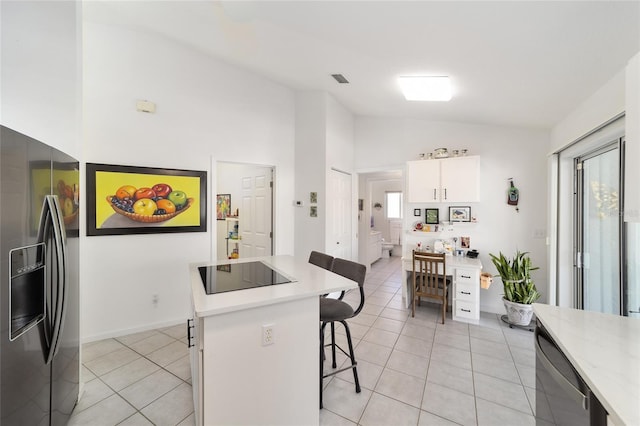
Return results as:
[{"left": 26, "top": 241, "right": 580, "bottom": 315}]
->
[{"left": 411, "top": 250, "right": 451, "bottom": 323}]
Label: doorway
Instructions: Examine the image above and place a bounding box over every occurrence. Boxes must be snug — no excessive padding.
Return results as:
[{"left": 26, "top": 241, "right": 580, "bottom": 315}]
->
[{"left": 216, "top": 162, "right": 273, "bottom": 260}]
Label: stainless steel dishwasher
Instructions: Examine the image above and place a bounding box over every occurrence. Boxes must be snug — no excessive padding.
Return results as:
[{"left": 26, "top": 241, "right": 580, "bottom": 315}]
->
[{"left": 535, "top": 320, "right": 607, "bottom": 426}]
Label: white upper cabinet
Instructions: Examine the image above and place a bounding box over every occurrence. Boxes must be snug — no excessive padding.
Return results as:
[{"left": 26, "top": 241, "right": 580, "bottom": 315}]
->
[{"left": 406, "top": 156, "right": 480, "bottom": 203}]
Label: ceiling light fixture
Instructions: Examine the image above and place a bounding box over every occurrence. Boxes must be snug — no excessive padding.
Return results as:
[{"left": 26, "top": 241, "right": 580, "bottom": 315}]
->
[{"left": 398, "top": 76, "right": 452, "bottom": 101}]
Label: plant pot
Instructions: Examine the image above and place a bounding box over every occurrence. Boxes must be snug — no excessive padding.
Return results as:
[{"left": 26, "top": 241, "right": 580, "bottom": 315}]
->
[{"left": 502, "top": 298, "right": 534, "bottom": 326}]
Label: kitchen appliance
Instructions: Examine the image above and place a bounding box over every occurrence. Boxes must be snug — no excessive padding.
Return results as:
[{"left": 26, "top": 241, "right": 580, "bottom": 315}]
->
[
  {"left": 198, "top": 261, "right": 294, "bottom": 294},
  {"left": 535, "top": 320, "right": 607, "bottom": 425},
  {"left": 1, "top": 126, "right": 80, "bottom": 425}
]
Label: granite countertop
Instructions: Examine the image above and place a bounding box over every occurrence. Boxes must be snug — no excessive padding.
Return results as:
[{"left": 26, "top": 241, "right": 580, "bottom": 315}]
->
[
  {"left": 190, "top": 255, "right": 357, "bottom": 317},
  {"left": 533, "top": 303, "right": 640, "bottom": 426}
]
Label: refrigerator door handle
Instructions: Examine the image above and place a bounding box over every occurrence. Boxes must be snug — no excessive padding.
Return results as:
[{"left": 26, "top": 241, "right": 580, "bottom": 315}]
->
[{"left": 37, "top": 195, "right": 68, "bottom": 364}]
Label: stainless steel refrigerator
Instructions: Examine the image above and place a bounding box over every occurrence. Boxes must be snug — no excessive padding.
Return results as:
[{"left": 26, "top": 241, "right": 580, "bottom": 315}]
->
[{"left": 0, "top": 125, "right": 80, "bottom": 425}]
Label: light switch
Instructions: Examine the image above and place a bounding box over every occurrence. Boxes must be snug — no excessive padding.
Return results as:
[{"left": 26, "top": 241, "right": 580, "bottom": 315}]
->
[{"left": 136, "top": 100, "right": 156, "bottom": 113}]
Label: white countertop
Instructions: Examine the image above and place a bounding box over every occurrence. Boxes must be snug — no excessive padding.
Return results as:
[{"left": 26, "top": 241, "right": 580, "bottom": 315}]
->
[
  {"left": 190, "top": 255, "right": 358, "bottom": 318},
  {"left": 533, "top": 304, "right": 640, "bottom": 426},
  {"left": 402, "top": 253, "right": 482, "bottom": 271}
]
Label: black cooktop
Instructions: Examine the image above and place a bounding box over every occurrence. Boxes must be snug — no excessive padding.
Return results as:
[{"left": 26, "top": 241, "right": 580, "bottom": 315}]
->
[{"left": 198, "top": 261, "right": 293, "bottom": 294}]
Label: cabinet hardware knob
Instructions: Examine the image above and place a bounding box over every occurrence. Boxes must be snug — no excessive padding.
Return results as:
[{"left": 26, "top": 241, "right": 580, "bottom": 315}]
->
[
  {"left": 461, "top": 309, "right": 471, "bottom": 313},
  {"left": 461, "top": 291, "right": 471, "bottom": 295}
]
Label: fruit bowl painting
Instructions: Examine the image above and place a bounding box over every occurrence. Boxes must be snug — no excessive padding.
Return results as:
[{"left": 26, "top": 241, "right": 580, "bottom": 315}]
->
[
  {"left": 86, "top": 163, "right": 207, "bottom": 236},
  {"left": 106, "top": 196, "right": 194, "bottom": 223}
]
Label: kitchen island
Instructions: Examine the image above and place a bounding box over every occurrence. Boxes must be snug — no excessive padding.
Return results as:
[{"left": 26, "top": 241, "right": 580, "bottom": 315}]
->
[
  {"left": 188, "top": 255, "right": 358, "bottom": 426},
  {"left": 533, "top": 304, "right": 640, "bottom": 426}
]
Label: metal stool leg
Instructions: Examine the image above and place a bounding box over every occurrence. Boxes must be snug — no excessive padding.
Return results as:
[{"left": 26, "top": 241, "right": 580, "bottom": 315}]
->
[
  {"left": 340, "top": 320, "right": 360, "bottom": 393},
  {"left": 320, "top": 322, "right": 325, "bottom": 409},
  {"left": 330, "top": 322, "right": 337, "bottom": 368}
]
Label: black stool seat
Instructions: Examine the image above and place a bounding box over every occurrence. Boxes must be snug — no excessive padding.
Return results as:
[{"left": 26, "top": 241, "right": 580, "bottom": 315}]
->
[{"left": 319, "top": 297, "right": 354, "bottom": 322}]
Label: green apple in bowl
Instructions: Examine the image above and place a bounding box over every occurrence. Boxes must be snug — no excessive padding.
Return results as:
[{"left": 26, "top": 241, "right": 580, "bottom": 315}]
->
[{"left": 168, "top": 191, "right": 188, "bottom": 208}]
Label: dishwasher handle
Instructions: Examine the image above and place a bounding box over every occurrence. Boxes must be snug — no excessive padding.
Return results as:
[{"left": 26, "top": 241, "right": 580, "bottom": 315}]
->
[{"left": 535, "top": 328, "right": 588, "bottom": 411}]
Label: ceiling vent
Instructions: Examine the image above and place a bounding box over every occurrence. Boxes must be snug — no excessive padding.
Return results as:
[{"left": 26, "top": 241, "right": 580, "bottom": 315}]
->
[{"left": 331, "top": 74, "right": 349, "bottom": 84}]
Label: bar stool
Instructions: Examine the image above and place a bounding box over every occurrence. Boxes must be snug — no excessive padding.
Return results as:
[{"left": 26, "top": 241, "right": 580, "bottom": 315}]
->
[
  {"left": 309, "top": 250, "right": 334, "bottom": 270},
  {"left": 319, "top": 258, "right": 366, "bottom": 409}
]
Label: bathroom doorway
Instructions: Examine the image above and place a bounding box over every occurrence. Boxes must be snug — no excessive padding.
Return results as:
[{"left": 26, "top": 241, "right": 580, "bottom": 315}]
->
[{"left": 357, "top": 169, "right": 404, "bottom": 267}]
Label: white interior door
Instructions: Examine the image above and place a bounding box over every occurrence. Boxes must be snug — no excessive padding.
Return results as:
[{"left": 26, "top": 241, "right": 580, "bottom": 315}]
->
[
  {"left": 240, "top": 167, "right": 273, "bottom": 258},
  {"left": 327, "top": 169, "right": 352, "bottom": 259}
]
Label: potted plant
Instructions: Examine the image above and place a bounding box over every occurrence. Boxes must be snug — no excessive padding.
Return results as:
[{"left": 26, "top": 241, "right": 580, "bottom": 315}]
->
[{"left": 489, "top": 251, "right": 540, "bottom": 325}]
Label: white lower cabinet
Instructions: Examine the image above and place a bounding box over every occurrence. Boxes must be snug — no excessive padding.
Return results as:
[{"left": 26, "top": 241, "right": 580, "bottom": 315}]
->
[
  {"left": 452, "top": 267, "right": 480, "bottom": 324},
  {"left": 368, "top": 231, "right": 382, "bottom": 267}
]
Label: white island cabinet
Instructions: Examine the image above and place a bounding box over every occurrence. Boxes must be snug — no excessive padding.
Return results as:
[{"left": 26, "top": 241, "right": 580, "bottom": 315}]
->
[{"left": 188, "top": 255, "right": 357, "bottom": 426}]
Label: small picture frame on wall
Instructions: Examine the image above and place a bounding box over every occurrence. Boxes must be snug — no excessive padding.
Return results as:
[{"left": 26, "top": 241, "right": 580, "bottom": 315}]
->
[
  {"left": 425, "top": 208, "right": 439, "bottom": 224},
  {"left": 449, "top": 206, "right": 471, "bottom": 222},
  {"left": 413, "top": 208, "right": 421, "bottom": 217},
  {"left": 310, "top": 192, "right": 317, "bottom": 204},
  {"left": 310, "top": 206, "right": 317, "bottom": 217}
]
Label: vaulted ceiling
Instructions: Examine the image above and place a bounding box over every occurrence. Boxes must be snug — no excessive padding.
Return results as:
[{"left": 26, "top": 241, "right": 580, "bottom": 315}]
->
[{"left": 84, "top": 1, "right": 640, "bottom": 130}]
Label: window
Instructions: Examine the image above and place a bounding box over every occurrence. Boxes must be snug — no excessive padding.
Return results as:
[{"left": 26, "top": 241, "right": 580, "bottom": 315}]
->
[{"left": 385, "top": 191, "right": 403, "bottom": 219}]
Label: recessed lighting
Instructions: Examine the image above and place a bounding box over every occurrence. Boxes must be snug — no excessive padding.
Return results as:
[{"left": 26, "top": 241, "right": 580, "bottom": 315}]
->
[{"left": 398, "top": 76, "right": 452, "bottom": 101}]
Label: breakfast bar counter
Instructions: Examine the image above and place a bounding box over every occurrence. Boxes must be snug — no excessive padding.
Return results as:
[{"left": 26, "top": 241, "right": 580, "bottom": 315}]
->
[
  {"left": 188, "top": 255, "right": 357, "bottom": 426},
  {"left": 533, "top": 304, "right": 640, "bottom": 426}
]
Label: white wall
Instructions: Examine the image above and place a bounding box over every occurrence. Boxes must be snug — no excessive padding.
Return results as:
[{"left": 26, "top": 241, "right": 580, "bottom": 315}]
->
[
  {"left": 294, "top": 91, "right": 357, "bottom": 262},
  {"left": 1, "top": 0, "right": 81, "bottom": 158},
  {"left": 294, "top": 92, "right": 327, "bottom": 261},
  {"left": 550, "top": 71, "right": 626, "bottom": 153},
  {"left": 83, "top": 22, "right": 295, "bottom": 341},
  {"left": 355, "top": 117, "right": 550, "bottom": 314}
]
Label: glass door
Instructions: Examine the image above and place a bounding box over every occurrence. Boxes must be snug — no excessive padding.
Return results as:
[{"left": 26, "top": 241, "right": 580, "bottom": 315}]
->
[{"left": 575, "top": 141, "right": 623, "bottom": 314}]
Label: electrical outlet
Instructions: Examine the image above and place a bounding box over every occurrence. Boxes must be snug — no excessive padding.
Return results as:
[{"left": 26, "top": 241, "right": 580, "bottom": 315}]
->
[
  {"left": 533, "top": 229, "right": 546, "bottom": 239},
  {"left": 262, "top": 324, "right": 275, "bottom": 346}
]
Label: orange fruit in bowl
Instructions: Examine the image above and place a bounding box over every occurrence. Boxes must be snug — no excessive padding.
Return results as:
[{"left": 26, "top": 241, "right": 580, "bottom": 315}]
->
[
  {"left": 156, "top": 199, "right": 176, "bottom": 214},
  {"left": 115, "top": 185, "right": 137, "bottom": 200}
]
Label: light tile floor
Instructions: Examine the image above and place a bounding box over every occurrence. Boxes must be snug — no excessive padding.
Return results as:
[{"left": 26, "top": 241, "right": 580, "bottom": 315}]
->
[{"left": 70, "top": 256, "right": 540, "bottom": 426}]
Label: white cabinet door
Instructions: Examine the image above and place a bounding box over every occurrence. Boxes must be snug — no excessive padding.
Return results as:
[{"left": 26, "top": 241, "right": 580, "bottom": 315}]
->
[
  {"left": 407, "top": 156, "right": 480, "bottom": 203},
  {"left": 406, "top": 160, "right": 440, "bottom": 202},
  {"left": 440, "top": 156, "right": 480, "bottom": 202}
]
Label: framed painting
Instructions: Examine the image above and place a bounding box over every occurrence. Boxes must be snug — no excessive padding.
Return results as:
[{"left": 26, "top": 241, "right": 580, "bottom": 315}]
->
[
  {"left": 425, "top": 208, "right": 439, "bottom": 224},
  {"left": 216, "top": 194, "right": 231, "bottom": 220},
  {"left": 86, "top": 163, "right": 207, "bottom": 236},
  {"left": 449, "top": 206, "right": 471, "bottom": 222}
]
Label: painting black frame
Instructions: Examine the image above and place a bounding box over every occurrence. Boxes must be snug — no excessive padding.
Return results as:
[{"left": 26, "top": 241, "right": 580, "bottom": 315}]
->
[
  {"left": 86, "top": 163, "right": 207, "bottom": 236},
  {"left": 449, "top": 206, "right": 471, "bottom": 222},
  {"left": 425, "top": 208, "right": 439, "bottom": 224}
]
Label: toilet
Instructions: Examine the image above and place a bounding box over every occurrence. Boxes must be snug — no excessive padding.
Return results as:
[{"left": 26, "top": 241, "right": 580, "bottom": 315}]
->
[{"left": 381, "top": 242, "right": 394, "bottom": 258}]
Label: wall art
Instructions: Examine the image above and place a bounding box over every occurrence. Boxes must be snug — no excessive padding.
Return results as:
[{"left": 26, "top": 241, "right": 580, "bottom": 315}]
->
[{"left": 86, "top": 163, "right": 207, "bottom": 236}]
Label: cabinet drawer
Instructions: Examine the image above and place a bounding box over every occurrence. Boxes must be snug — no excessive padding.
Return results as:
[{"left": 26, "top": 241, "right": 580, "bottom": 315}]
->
[
  {"left": 455, "top": 283, "right": 476, "bottom": 301},
  {"left": 455, "top": 269, "right": 477, "bottom": 284},
  {"left": 454, "top": 301, "right": 476, "bottom": 319}
]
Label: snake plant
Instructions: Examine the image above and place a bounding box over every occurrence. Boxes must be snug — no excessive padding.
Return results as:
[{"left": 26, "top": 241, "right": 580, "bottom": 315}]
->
[{"left": 489, "top": 251, "right": 540, "bottom": 304}]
